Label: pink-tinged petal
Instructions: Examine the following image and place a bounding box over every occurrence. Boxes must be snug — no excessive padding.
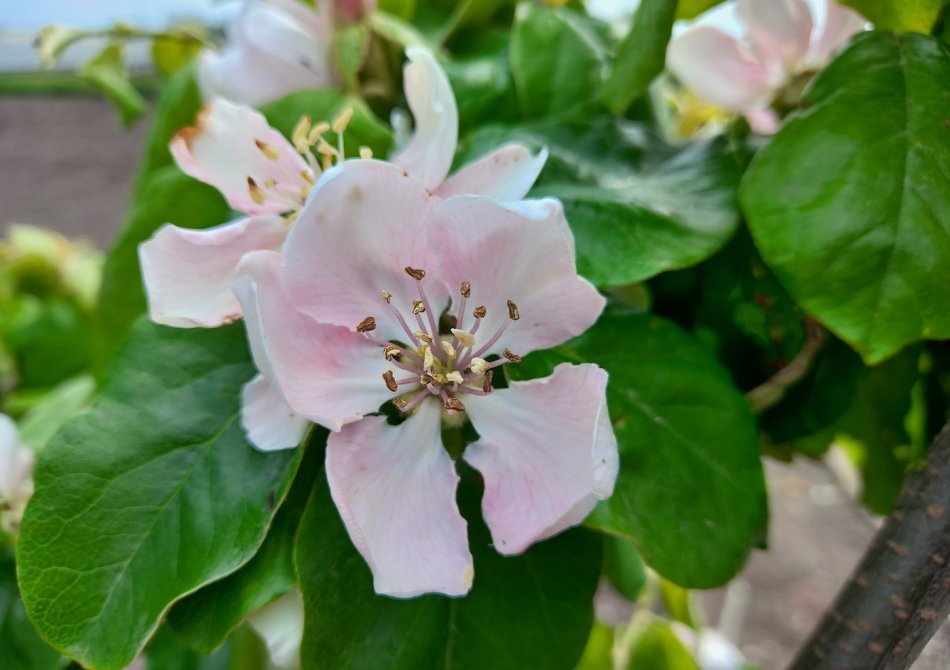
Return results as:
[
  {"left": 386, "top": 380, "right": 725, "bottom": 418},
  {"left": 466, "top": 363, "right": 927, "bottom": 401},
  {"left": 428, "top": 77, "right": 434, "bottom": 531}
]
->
[
  {"left": 283, "top": 160, "right": 449, "bottom": 341},
  {"left": 436, "top": 144, "right": 548, "bottom": 201},
  {"left": 170, "top": 98, "right": 314, "bottom": 215},
  {"left": 234, "top": 250, "right": 392, "bottom": 432},
  {"left": 197, "top": 0, "right": 335, "bottom": 108},
  {"left": 736, "top": 0, "right": 813, "bottom": 70},
  {"left": 0, "top": 414, "right": 33, "bottom": 505},
  {"left": 139, "top": 216, "right": 288, "bottom": 328},
  {"left": 246, "top": 589, "right": 304, "bottom": 669},
  {"left": 391, "top": 47, "right": 459, "bottom": 191},
  {"left": 667, "top": 26, "right": 776, "bottom": 112},
  {"left": 241, "top": 375, "right": 311, "bottom": 452},
  {"left": 464, "top": 363, "right": 618, "bottom": 555},
  {"left": 327, "top": 400, "right": 473, "bottom": 597},
  {"left": 432, "top": 197, "right": 605, "bottom": 357},
  {"left": 804, "top": 0, "right": 866, "bottom": 69},
  {"left": 744, "top": 106, "right": 781, "bottom": 134}
]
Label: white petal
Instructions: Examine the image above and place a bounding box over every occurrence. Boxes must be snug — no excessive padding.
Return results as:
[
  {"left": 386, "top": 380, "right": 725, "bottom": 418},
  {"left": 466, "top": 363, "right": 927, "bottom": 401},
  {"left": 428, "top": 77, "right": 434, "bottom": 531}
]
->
[
  {"left": 139, "top": 216, "right": 288, "bottom": 328},
  {"left": 436, "top": 144, "right": 548, "bottom": 201},
  {"left": 391, "top": 47, "right": 459, "bottom": 191},
  {"left": 737, "top": 0, "right": 813, "bottom": 70},
  {"left": 327, "top": 400, "right": 473, "bottom": 597},
  {"left": 464, "top": 364, "right": 618, "bottom": 555},
  {"left": 667, "top": 26, "right": 776, "bottom": 112},
  {"left": 246, "top": 589, "right": 304, "bottom": 669},
  {"left": 0, "top": 414, "right": 33, "bottom": 504},
  {"left": 804, "top": 0, "right": 867, "bottom": 69},
  {"left": 241, "top": 375, "right": 310, "bottom": 452}
]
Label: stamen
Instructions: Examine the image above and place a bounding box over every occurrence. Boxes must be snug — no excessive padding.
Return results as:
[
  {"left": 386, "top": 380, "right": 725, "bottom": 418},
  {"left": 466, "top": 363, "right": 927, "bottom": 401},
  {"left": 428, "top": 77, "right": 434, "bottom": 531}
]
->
[
  {"left": 460, "top": 282, "right": 471, "bottom": 298},
  {"left": 445, "top": 371, "right": 464, "bottom": 384},
  {"left": 356, "top": 316, "right": 376, "bottom": 333},
  {"left": 247, "top": 177, "right": 266, "bottom": 205},
  {"left": 405, "top": 266, "right": 426, "bottom": 281},
  {"left": 255, "top": 139, "right": 280, "bottom": 160},
  {"left": 451, "top": 329, "right": 475, "bottom": 347},
  {"left": 359, "top": 146, "right": 373, "bottom": 159},
  {"left": 423, "top": 346, "right": 436, "bottom": 371},
  {"left": 411, "top": 299, "right": 426, "bottom": 315},
  {"left": 444, "top": 397, "right": 466, "bottom": 412},
  {"left": 399, "top": 389, "right": 430, "bottom": 413},
  {"left": 470, "top": 358, "right": 489, "bottom": 375},
  {"left": 414, "top": 331, "right": 433, "bottom": 344},
  {"left": 292, "top": 115, "right": 312, "bottom": 152},
  {"left": 384, "top": 300, "right": 421, "bottom": 346},
  {"left": 503, "top": 348, "right": 523, "bottom": 363},
  {"left": 382, "top": 370, "right": 398, "bottom": 392},
  {"left": 471, "top": 321, "right": 509, "bottom": 359},
  {"left": 391, "top": 359, "right": 421, "bottom": 374},
  {"left": 332, "top": 106, "right": 354, "bottom": 134},
  {"left": 380, "top": 290, "right": 392, "bottom": 304},
  {"left": 507, "top": 299, "right": 520, "bottom": 321},
  {"left": 483, "top": 370, "right": 494, "bottom": 393},
  {"left": 441, "top": 341, "right": 457, "bottom": 358},
  {"left": 307, "top": 121, "right": 330, "bottom": 145},
  {"left": 420, "top": 373, "right": 434, "bottom": 385},
  {"left": 393, "top": 397, "right": 408, "bottom": 410},
  {"left": 456, "top": 385, "right": 491, "bottom": 397},
  {"left": 473, "top": 305, "right": 487, "bottom": 319},
  {"left": 263, "top": 178, "right": 276, "bottom": 188},
  {"left": 316, "top": 138, "right": 338, "bottom": 157},
  {"left": 383, "top": 344, "right": 400, "bottom": 360},
  {"left": 301, "top": 170, "right": 315, "bottom": 185}
]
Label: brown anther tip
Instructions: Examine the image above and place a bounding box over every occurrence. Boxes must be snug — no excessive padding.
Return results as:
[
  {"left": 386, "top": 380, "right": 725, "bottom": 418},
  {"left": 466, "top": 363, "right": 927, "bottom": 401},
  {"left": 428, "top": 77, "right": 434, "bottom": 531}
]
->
[
  {"left": 393, "top": 398, "right": 408, "bottom": 410},
  {"left": 473, "top": 305, "right": 487, "bottom": 319},
  {"left": 356, "top": 316, "right": 376, "bottom": 333},
  {"left": 460, "top": 281, "right": 471, "bottom": 298},
  {"left": 383, "top": 345, "right": 400, "bottom": 361},
  {"left": 503, "top": 348, "right": 523, "bottom": 363},
  {"left": 483, "top": 370, "right": 494, "bottom": 394},
  {"left": 382, "top": 370, "right": 398, "bottom": 392},
  {"left": 507, "top": 299, "right": 520, "bottom": 321},
  {"left": 411, "top": 299, "right": 426, "bottom": 315},
  {"left": 444, "top": 397, "right": 466, "bottom": 412},
  {"left": 420, "top": 373, "right": 434, "bottom": 384},
  {"left": 405, "top": 266, "right": 426, "bottom": 280},
  {"left": 380, "top": 290, "right": 392, "bottom": 304}
]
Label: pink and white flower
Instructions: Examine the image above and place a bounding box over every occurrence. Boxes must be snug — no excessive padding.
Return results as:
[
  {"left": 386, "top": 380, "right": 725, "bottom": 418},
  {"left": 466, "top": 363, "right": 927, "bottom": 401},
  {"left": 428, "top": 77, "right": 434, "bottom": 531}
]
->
[
  {"left": 232, "top": 159, "right": 618, "bottom": 596},
  {"left": 0, "top": 414, "right": 35, "bottom": 536},
  {"left": 667, "top": 0, "right": 866, "bottom": 133},
  {"left": 246, "top": 589, "right": 304, "bottom": 669}
]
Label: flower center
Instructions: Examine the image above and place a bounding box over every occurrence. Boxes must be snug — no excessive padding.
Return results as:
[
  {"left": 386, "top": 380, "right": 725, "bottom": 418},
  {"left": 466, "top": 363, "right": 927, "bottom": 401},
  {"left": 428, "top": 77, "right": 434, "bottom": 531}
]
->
[{"left": 357, "top": 266, "right": 523, "bottom": 416}]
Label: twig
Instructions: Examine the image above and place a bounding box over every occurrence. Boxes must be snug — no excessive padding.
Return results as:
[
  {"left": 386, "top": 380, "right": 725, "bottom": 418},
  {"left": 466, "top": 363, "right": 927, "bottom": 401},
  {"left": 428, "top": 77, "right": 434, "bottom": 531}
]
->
[{"left": 747, "top": 317, "right": 825, "bottom": 414}]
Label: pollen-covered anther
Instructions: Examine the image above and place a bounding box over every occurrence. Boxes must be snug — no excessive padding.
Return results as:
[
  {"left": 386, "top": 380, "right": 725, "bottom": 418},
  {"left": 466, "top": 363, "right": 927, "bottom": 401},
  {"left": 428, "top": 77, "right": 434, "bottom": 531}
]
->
[
  {"left": 316, "top": 137, "right": 338, "bottom": 157},
  {"left": 247, "top": 177, "right": 266, "bottom": 205},
  {"left": 503, "top": 348, "right": 523, "bottom": 363},
  {"left": 380, "top": 290, "right": 392, "bottom": 304},
  {"left": 254, "top": 139, "right": 280, "bottom": 160},
  {"left": 441, "top": 341, "right": 456, "bottom": 358},
  {"left": 393, "top": 397, "right": 408, "bottom": 410},
  {"left": 507, "top": 299, "right": 520, "bottom": 321},
  {"left": 470, "top": 357, "right": 489, "bottom": 375},
  {"left": 332, "top": 106, "right": 354, "bottom": 134},
  {"left": 307, "top": 122, "right": 330, "bottom": 145},
  {"left": 444, "top": 397, "right": 466, "bottom": 412},
  {"left": 414, "top": 331, "right": 433, "bottom": 344},
  {"left": 382, "top": 370, "right": 398, "bottom": 392},
  {"left": 460, "top": 281, "right": 471, "bottom": 298},
  {"left": 483, "top": 370, "right": 494, "bottom": 394},
  {"left": 301, "top": 170, "right": 315, "bottom": 185},
  {"left": 451, "top": 328, "right": 476, "bottom": 347},
  {"left": 473, "top": 305, "right": 487, "bottom": 319},
  {"left": 356, "top": 316, "right": 376, "bottom": 333},
  {"left": 445, "top": 371, "right": 464, "bottom": 384},
  {"left": 383, "top": 345, "right": 400, "bottom": 361},
  {"left": 291, "top": 115, "right": 312, "bottom": 151},
  {"left": 411, "top": 299, "right": 426, "bottom": 315},
  {"left": 405, "top": 266, "right": 426, "bottom": 281},
  {"left": 359, "top": 146, "right": 373, "bottom": 159},
  {"left": 420, "top": 373, "right": 434, "bottom": 385},
  {"left": 423, "top": 346, "right": 436, "bottom": 371}
]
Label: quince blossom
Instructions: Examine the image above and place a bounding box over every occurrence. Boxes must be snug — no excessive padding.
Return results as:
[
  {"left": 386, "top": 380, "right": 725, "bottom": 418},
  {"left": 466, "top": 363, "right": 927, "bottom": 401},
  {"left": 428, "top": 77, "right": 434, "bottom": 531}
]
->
[
  {"left": 246, "top": 589, "right": 304, "bottom": 669},
  {"left": 667, "top": 0, "right": 865, "bottom": 133},
  {"left": 0, "top": 414, "right": 34, "bottom": 535},
  {"left": 140, "top": 47, "right": 547, "bottom": 330},
  {"left": 232, "top": 159, "right": 618, "bottom": 597}
]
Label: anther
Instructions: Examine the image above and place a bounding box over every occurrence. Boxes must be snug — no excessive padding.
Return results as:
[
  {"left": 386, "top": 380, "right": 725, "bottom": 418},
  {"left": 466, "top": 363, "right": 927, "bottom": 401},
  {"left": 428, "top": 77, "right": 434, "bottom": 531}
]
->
[
  {"left": 414, "top": 331, "right": 432, "bottom": 344},
  {"left": 307, "top": 121, "right": 330, "bottom": 145},
  {"left": 470, "top": 357, "right": 489, "bottom": 375},
  {"left": 383, "top": 345, "right": 400, "bottom": 361},
  {"left": 473, "top": 305, "right": 487, "bottom": 319},
  {"left": 411, "top": 299, "right": 426, "bottom": 315},
  {"left": 483, "top": 370, "right": 494, "bottom": 394},
  {"left": 460, "top": 281, "right": 471, "bottom": 298},
  {"left": 359, "top": 146, "right": 373, "bottom": 159},
  {"left": 383, "top": 370, "right": 398, "bottom": 392},
  {"left": 356, "top": 316, "right": 376, "bottom": 333},
  {"left": 405, "top": 266, "right": 426, "bottom": 281},
  {"left": 316, "top": 137, "right": 338, "bottom": 157},
  {"left": 423, "top": 347, "right": 436, "bottom": 371},
  {"left": 503, "top": 348, "right": 522, "bottom": 363},
  {"left": 441, "top": 341, "right": 456, "bottom": 358},
  {"left": 292, "top": 115, "right": 312, "bottom": 149},
  {"left": 380, "top": 290, "right": 392, "bottom": 304},
  {"left": 444, "top": 397, "right": 466, "bottom": 412},
  {"left": 247, "top": 177, "right": 265, "bottom": 205},
  {"left": 254, "top": 139, "right": 280, "bottom": 160},
  {"left": 393, "top": 398, "right": 408, "bottom": 410},
  {"left": 507, "top": 299, "right": 520, "bottom": 321},
  {"left": 451, "top": 329, "right": 475, "bottom": 347},
  {"left": 301, "top": 170, "right": 315, "bottom": 185},
  {"left": 420, "top": 373, "right": 434, "bottom": 384},
  {"left": 446, "top": 371, "right": 464, "bottom": 384},
  {"left": 332, "top": 106, "right": 354, "bottom": 134}
]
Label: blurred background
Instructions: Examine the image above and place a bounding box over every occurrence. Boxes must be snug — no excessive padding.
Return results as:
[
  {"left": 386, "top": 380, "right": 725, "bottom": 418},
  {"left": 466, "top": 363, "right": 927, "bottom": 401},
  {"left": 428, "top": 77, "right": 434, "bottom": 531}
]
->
[{"left": 1, "top": 2, "right": 949, "bottom": 669}]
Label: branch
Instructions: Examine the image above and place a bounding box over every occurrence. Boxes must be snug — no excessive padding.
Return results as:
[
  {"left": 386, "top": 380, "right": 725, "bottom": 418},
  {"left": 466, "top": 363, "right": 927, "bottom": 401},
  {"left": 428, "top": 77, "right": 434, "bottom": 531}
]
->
[
  {"left": 747, "top": 317, "right": 825, "bottom": 414},
  {"left": 788, "top": 419, "right": 950, "bottom": 670}
]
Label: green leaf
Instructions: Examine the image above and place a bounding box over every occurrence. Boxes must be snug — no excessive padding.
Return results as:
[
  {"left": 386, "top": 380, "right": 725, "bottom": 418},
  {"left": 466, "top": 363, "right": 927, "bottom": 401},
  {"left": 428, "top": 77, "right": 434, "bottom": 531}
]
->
[
  {"left": 513, "top": 308, "right": 767, "bottom": 588},
  {"left": 333, "top": 24, "right": 371, "bottom": 92},
  {"left": 369, "top": 10, "right": 432, "bottom": 48},
  {"left": 0, "top": 555, "right": 63, "bottom": 670},
  {"left": 574, "top": 622, "right": 615, "bottom": 670},
  {"left": 443, "top": 32, "right": 518, "bottom": 129},
  {"left": 602, "top": 0, "right": 678, "bottom": 114},
  {"left": 167, "top": 430, "right": 325, "bottom": 654},
  {"left": 296, "top": 473, "right": 602, "bottom": 670},
  {"left": 603, "top": 535, "right": 647, "bottom": 601},
  {"left": 17, "top": 320, "right": 301, "bottom": 670},
  {"left": 152, "top": 35, "right": 203, "bottom": 77},
  {"left": 625, "top": 619, "right": 699, "bottom": 670},
  {"left": 676, "top": 0, "right": 725, "bottom": 19},
  {"left": 510, "top": 3, "right": 608, "bottom": 119},
  {"left": 79, "top": 43, "right": 147, "bottom": 127},
  {"left": 741, "top": 32, "right": 950, "bottom": 364},
  {"left": 16, "top": 375, "right": 95, "bottom": 452},
  {"left": 840, "top": 0, "right": 945, "bottom": 32}
]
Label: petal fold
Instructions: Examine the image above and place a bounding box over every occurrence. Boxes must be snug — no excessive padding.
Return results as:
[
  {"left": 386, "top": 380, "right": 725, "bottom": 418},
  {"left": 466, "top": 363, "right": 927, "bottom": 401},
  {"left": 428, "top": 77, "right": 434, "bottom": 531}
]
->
[
  {"left": 139, "top": 216, "right": 288, "bottom": 328},
  {"left": 234, "top": 250, "right": 392, "bottom": 432},
  {"left": 436, "top": 144, "right": 548, "bottom": 201},
  {"left": 391, "top": 47, "right": 459, "bottom": 191},
  {"left": 327, "top": 400, "right": 473, "bottom": 597},
  {"left": 804, "top": 0, "right": 866, "bottom": 69},
  {"left": 736, "top": 0, "right": 813, "bottom": 70},
  {"left": 241, "top": 375, "right": 310, "bottom": 451},
  {"left": 464, "top": 363, "right": 618, "bottom": 555}
]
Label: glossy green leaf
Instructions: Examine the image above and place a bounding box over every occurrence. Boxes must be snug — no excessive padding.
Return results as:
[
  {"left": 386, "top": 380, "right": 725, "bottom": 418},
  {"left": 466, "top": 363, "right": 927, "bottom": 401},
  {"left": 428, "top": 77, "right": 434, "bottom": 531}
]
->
[
  {"left": 741, "top": 32, "right": 950, "bottom": 364},
  {"left": 167, "top": 431, "right": 325, "bottom": 654},
  {"left": 676, "top": 0, "right": 725, "bottom": 19},
  {"left": 333, "top": 24, "right": 371, "bottom": 93},
  {"left": 0, "top": 555, "right": 63, "bottom": 670},
  {"left": 603, "top": 536, "right": 647, "bottom": 601},
  {"left": 602, "top": 0, "right": 678, "bottom": 114},
  {"left": 841, "top": 0, "right": 945, "bottom": 32},
  {"left": 626, "top": 619, "right": 699, "bottom": 670},
  {"left": 151, "top": 35, "right": 203, "bottom": 77},
  {"left": 510, "top": 3, "right": 607, "bottom": 119},
  {"left": 513, "top": 308, "right": 767, "bottom": 588},
  {"left": 575, "top": 622, "right": 615, "bottom": 670},
  {"left": 16, "top": 375, "right": 95, "bottom": 452},
  {"left": 443, "top": 32, "right": 518, "bottom": 129},
  {"left": 17, "top": 320, "right": 301, "bottom": 670},
  {"left": 79, "top": 43, "right": 147, "bottom": 127},
  {"left": 296, "top": 472, "right": 601, "bottom": 670}
]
